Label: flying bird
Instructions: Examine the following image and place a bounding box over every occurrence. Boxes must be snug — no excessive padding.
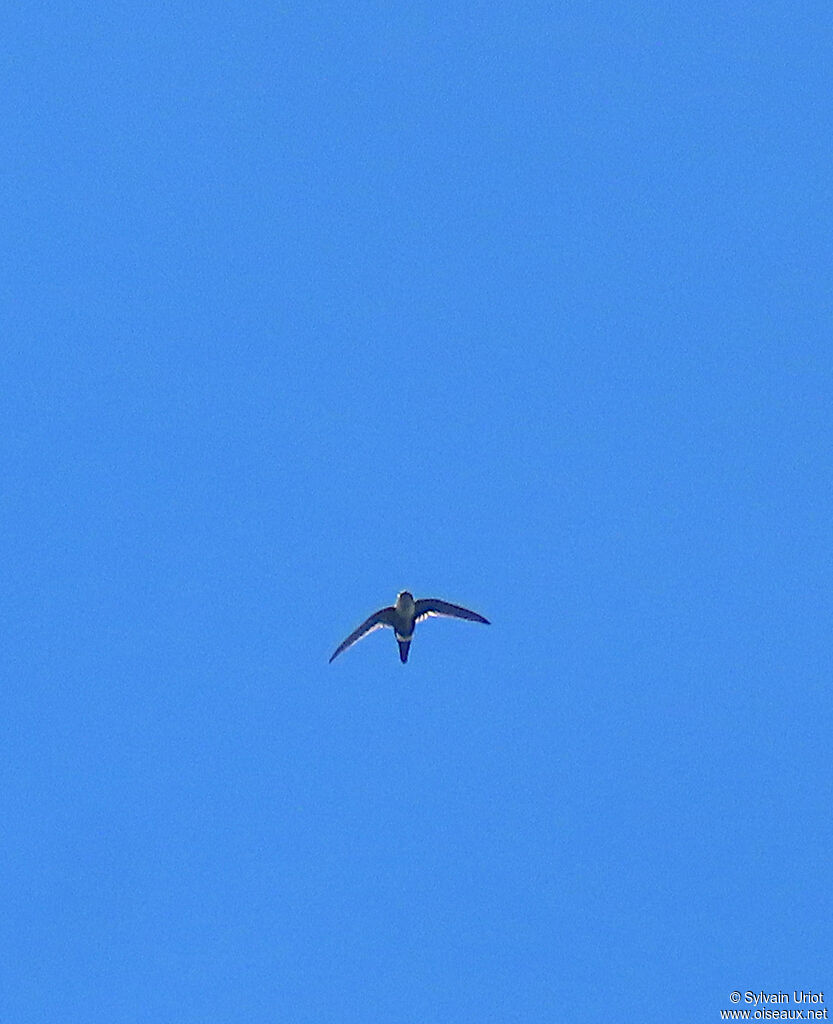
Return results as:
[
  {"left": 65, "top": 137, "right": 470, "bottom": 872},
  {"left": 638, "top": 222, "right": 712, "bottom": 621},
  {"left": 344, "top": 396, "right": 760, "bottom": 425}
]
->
[{"left": 329, "top": 591, "right": 490, "bottom": 664}]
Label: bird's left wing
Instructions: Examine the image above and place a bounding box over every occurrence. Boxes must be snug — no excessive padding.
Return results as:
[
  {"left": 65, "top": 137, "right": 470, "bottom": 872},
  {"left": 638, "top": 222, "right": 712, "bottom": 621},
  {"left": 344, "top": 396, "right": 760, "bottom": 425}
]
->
[
  {"left": 414, "top": 599, "right": 490, "bottom": 625},
  {"left": 329, "top": 606, "right": 395, "bottom": 663}
]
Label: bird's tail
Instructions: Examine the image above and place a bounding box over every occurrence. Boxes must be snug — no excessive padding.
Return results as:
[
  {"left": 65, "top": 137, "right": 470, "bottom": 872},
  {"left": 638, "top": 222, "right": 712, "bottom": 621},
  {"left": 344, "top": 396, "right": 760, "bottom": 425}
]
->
[{"left": 397, "top": 639, "right": 411, "bottom": 663}]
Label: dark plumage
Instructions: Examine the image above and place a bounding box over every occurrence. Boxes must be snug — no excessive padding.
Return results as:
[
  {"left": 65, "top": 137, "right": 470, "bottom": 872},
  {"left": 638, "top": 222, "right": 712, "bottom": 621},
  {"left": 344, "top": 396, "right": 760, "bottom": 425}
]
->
[{"left": 329, "top": 591, "right": 489, "bottom": 663}]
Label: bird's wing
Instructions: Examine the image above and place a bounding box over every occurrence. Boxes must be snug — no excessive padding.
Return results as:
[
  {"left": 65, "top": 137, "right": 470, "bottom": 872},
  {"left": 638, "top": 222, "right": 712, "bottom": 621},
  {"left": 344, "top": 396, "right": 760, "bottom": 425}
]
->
[
  {"left": 329, "top": 607, "right": 395, "bottom": 663},
  {"left": 414, "top": 599, "right": 490, "bottom": 625}
]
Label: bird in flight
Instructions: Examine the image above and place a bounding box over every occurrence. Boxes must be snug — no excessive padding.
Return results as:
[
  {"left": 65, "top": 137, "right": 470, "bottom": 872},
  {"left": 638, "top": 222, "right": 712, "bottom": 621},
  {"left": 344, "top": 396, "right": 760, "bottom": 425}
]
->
[{"left": 329, "top": 591, "right": 490, "bottom": 664}]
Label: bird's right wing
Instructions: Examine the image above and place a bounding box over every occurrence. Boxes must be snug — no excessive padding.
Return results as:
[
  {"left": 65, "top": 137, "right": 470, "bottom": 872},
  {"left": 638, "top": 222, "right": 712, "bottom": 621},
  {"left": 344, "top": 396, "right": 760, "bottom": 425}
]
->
[{"left": 329, "top": 607, "right": 395, "bottom": 663}]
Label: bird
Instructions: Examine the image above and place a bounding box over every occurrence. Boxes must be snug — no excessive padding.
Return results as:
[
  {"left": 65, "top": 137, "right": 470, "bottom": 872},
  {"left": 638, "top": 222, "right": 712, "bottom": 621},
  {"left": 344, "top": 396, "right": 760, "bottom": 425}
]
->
[{"left": 329, "top": 591, "right": 490, "bottom": 664}]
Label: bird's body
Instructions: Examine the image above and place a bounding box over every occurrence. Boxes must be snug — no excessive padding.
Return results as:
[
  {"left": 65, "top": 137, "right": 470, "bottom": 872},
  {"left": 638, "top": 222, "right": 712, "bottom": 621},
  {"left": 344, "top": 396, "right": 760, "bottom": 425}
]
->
[
  {"left": 329, "top": 591, "right": 489, "bottom": 663},
  {"left": 390, "top": 590, "right": 417, "bottom": 663}
]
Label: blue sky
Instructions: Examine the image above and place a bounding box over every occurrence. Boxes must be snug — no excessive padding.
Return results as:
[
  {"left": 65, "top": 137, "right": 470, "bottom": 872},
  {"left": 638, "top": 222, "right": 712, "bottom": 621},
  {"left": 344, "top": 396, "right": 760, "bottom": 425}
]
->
[{"left": 2, "top": 1, "right": 832, "bottom": 1021}]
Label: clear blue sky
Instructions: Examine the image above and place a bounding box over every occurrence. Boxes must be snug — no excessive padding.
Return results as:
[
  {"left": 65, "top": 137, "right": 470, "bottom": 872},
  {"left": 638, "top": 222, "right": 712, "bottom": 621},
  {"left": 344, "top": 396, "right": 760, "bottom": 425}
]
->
[{"left": 3, "top": 1, "right": 831, "bottom": 1021}]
